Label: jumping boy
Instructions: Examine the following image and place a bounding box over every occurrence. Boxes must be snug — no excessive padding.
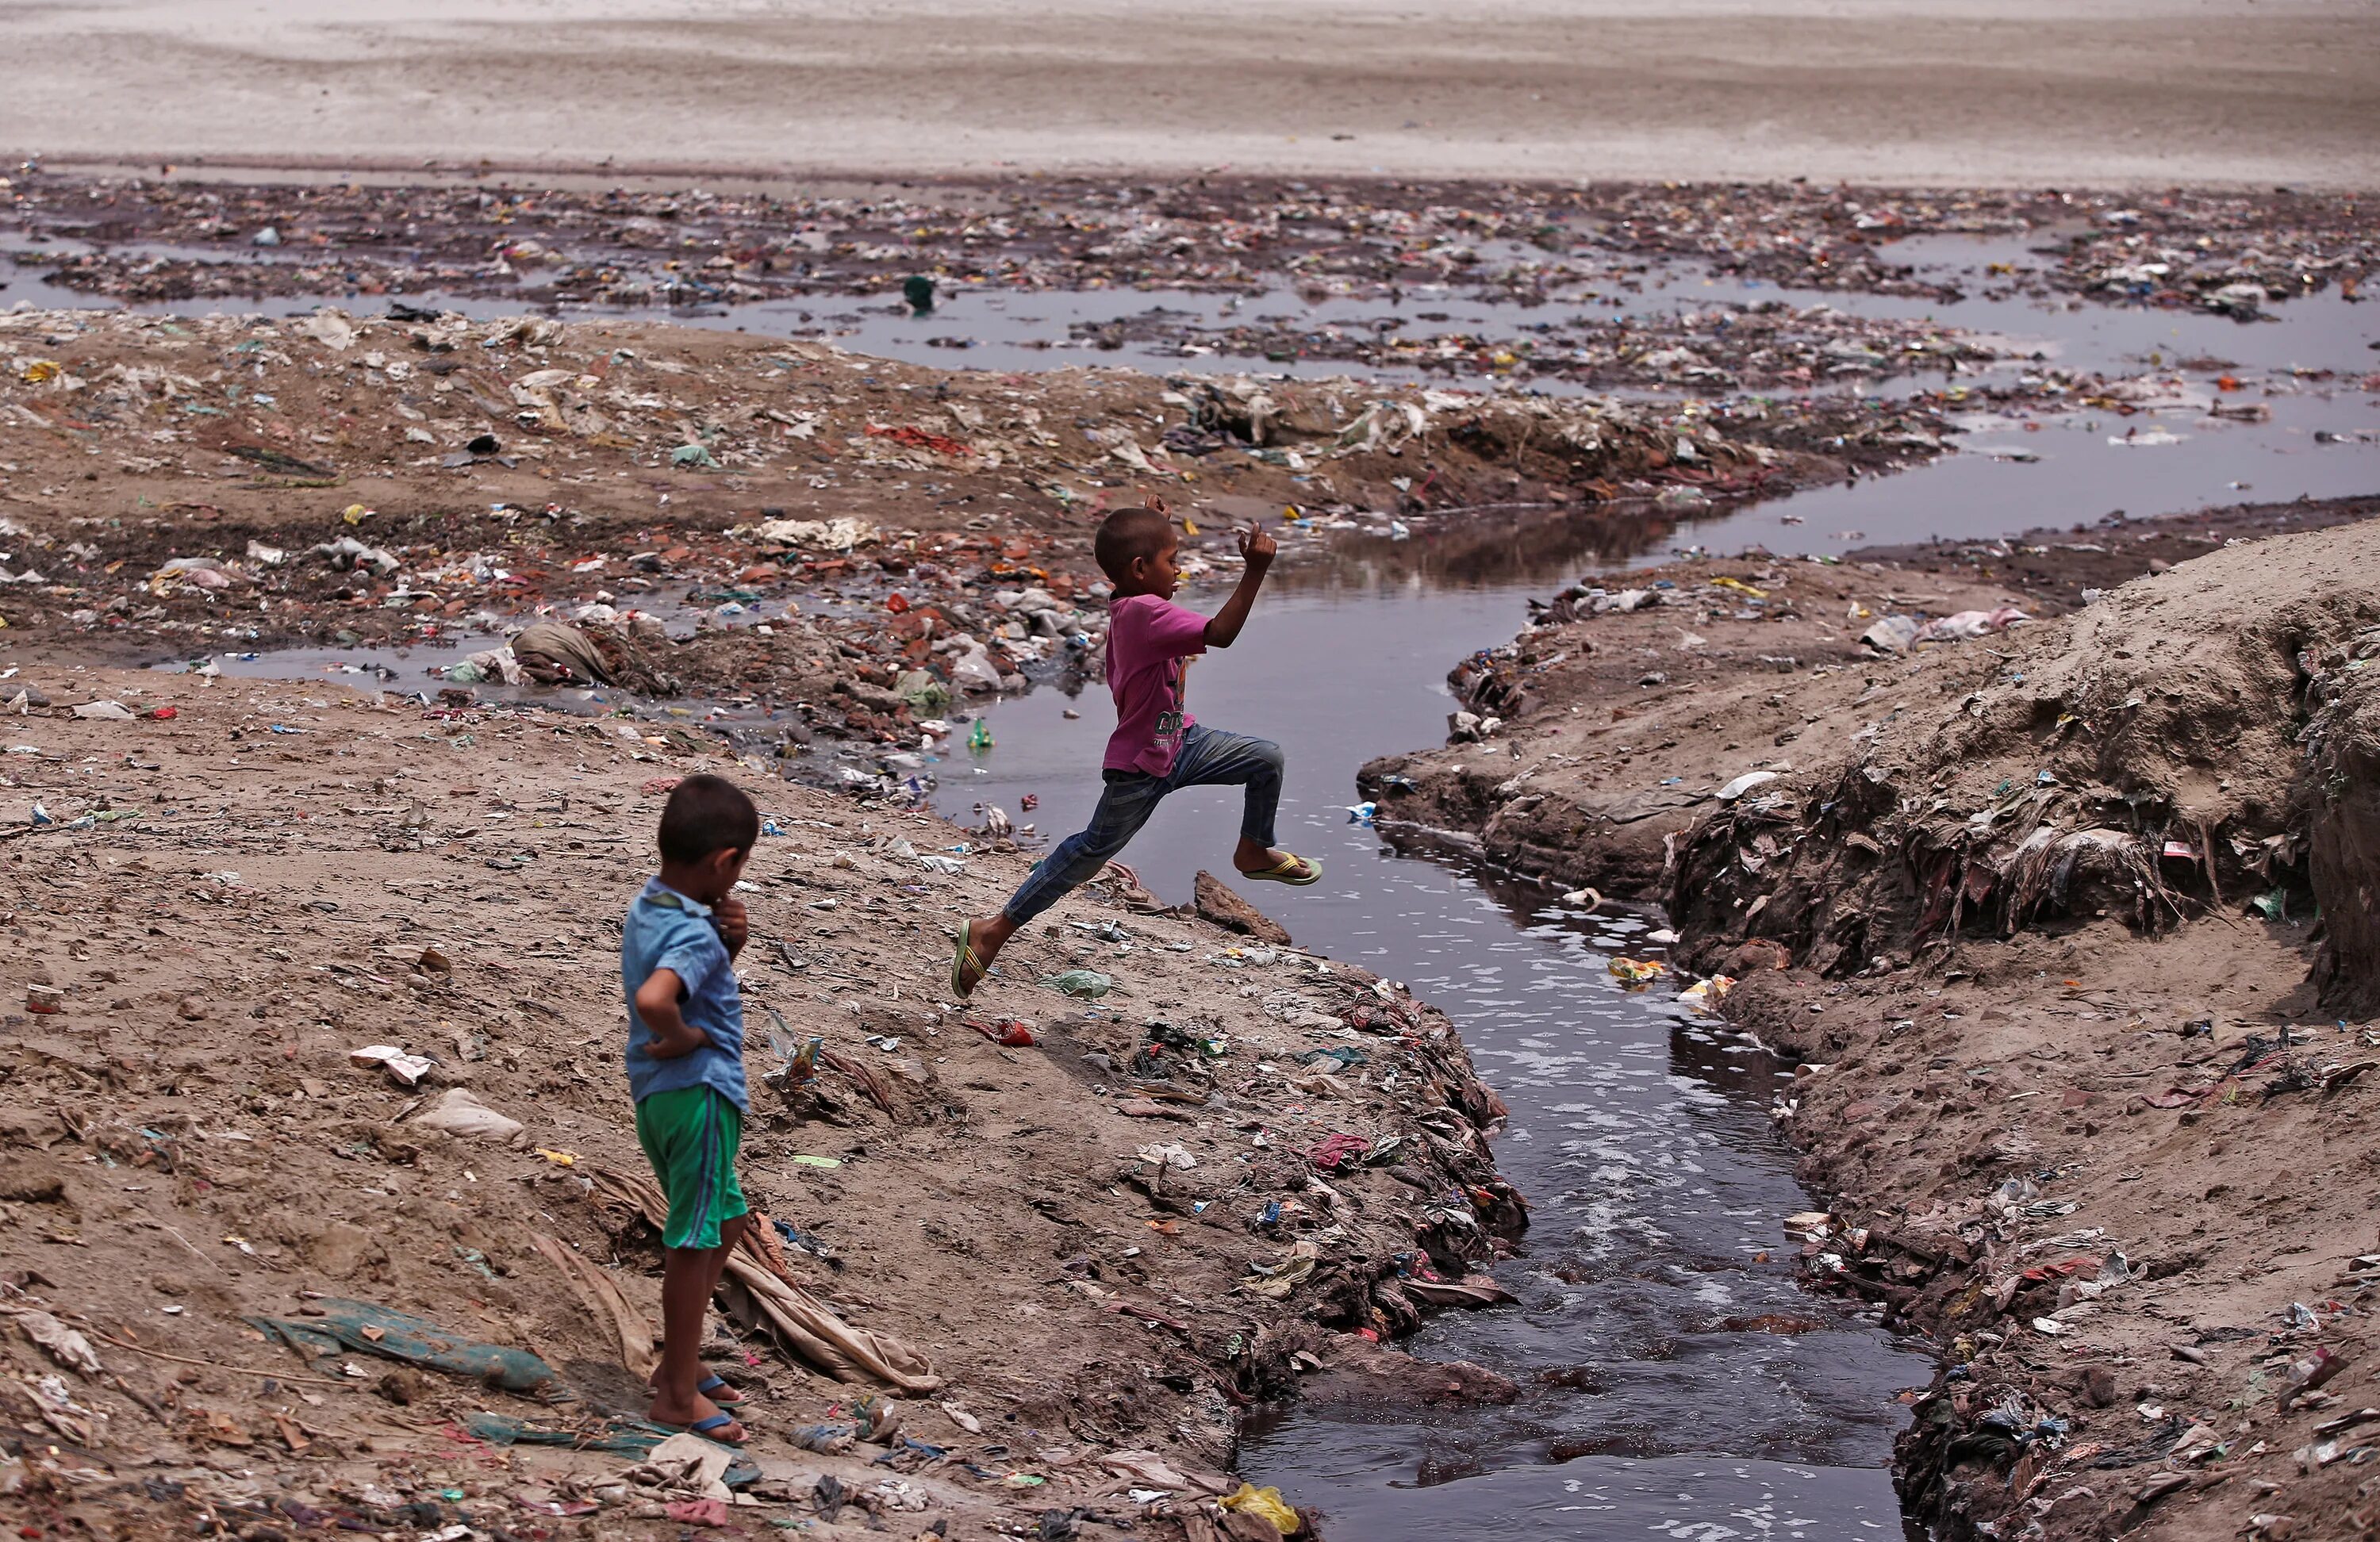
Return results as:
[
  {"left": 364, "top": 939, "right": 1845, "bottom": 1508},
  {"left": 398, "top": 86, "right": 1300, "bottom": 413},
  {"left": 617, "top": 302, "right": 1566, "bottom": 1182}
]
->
[
  {"left": 950, "top": 507, "right": 1319, "bottom": 997},
  {"left": 623, "top": 773, "right": 759, "bottom": 1443}
]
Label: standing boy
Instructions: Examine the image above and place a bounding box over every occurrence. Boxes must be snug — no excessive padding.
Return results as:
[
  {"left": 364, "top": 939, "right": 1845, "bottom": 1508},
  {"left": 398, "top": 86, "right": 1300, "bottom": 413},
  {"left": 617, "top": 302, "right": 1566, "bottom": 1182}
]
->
[
  {"left": 950, "top": 507, "right": 1318, "bottom": 997},
  {"left": 624, "top": 773, "right": 759, "bottom": 1443}
]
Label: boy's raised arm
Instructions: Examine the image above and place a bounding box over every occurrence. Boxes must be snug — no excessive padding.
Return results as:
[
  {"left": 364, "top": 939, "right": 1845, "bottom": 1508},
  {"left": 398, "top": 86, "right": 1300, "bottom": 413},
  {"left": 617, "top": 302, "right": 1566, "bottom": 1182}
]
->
[{"left": 1203, "top": 524, "right": 1278, "bottom": 648}]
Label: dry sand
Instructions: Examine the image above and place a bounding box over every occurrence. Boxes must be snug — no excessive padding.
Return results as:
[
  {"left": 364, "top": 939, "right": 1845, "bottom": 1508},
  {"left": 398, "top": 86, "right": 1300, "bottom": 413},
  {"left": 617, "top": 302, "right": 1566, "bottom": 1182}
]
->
[{"left": 6, "top": 0, "right": 2378, "bottom": 187}]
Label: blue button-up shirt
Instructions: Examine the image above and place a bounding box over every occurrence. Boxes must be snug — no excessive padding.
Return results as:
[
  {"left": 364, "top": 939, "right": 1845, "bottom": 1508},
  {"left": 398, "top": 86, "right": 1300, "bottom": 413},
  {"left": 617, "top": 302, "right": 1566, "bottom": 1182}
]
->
[{"left": 620, "top": 877, "right": 747, "bottom": 1112}]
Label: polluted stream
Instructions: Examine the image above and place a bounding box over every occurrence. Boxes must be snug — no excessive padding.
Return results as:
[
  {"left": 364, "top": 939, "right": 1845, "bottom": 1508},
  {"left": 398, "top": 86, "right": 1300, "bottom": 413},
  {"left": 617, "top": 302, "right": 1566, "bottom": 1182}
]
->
[
  {"left": 78, "top": 236, "right": 2379, "bottom": 1537},
  {"left": 929, "top": 565, "right": 1928, "bottom": 1540}
]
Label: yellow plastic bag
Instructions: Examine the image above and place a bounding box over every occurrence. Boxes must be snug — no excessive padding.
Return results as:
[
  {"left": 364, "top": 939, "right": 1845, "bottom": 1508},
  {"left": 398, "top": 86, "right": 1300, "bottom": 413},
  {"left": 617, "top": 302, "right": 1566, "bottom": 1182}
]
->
[{"left": 1221, "top": 1482, "right": 1301, "bottom": 1534}]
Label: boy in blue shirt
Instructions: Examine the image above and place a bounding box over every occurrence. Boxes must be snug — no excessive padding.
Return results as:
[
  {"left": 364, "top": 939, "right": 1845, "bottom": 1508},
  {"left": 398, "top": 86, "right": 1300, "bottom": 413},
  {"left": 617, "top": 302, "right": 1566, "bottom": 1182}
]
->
[{"left": 622, "top": 773, "right": 759, "bottom": 1444}]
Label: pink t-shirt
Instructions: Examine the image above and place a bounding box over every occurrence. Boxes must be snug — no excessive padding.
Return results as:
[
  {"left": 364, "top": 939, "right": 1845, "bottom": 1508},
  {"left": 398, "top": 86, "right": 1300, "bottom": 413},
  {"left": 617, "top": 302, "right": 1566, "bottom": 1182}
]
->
[{"left": 1104, "top": 593, "right": 1207, "bottom": 776}]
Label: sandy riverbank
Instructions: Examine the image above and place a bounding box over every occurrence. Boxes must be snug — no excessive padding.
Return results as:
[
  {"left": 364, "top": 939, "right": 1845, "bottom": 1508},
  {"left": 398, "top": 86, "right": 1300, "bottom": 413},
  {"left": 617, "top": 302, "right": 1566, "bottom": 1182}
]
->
[
  {"left": 6, "top": 1, "right": 2379, "bottom": 188},
  {"left": 0, "top": 663, "right": 1536, "bottom": 1540}
]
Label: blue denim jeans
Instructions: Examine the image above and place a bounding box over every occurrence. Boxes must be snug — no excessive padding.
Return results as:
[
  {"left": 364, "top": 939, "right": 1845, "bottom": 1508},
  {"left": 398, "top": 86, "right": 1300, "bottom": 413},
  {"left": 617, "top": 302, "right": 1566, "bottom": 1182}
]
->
[{"left": 1000, "top": 723, "right": 1285, "bottom": 926}]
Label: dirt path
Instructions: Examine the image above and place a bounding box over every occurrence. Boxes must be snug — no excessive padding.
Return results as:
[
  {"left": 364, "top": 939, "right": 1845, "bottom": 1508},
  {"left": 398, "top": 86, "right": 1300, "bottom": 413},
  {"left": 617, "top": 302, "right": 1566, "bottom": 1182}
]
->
[
  {"left": 0, "top": 665, "right": 1524, "bottom": 1540},
  {"left": 7, "top": 1, "right": 2379, "bottom": 187}
]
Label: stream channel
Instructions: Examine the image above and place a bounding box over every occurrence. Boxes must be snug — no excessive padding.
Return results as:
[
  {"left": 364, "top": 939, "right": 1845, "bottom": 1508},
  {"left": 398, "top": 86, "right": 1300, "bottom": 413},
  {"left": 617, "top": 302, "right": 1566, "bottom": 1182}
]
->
[
  {"left": 916, "top": 248, "right": 2374, "bottom": 1539},
  {"left": 59, "top": 232, "right": 2378, "bottom": 1539}
]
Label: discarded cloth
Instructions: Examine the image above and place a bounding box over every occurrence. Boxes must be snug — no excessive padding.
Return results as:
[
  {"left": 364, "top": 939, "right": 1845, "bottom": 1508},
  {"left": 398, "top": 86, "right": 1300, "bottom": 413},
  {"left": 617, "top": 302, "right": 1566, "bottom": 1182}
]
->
[
  {"left": 509, "top": 620, "right": 677, "bottom": 693},
  {"left": 589, "top": 1168, "right": 941, "bottom": 1393},
  {"left": 248, "top": 1299, "right": 557, "bottom": 1393},
  {"left": 528, "top": 1232, "right": 658, "bottom": 1379}
]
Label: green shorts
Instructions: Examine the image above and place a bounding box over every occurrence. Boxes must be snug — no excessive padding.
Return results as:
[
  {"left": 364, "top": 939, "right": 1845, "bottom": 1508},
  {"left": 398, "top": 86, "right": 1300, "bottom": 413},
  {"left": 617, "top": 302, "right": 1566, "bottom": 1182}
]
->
[{"left": 634, "top": 1087, "right": 749, "bottom": 1251}]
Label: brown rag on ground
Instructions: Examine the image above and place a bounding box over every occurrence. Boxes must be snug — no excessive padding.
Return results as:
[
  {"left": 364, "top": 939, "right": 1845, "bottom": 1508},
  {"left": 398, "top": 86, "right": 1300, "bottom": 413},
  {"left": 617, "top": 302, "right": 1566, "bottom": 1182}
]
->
[
  {"left": 528, "top": 1232, "right": 658, "bottom": 1380},
  {"left": 511, "top": 621, "right": 678, "bottom": 695},
  {"left": 587, "top": 1167, "right": 942, "bottom": 1394}
]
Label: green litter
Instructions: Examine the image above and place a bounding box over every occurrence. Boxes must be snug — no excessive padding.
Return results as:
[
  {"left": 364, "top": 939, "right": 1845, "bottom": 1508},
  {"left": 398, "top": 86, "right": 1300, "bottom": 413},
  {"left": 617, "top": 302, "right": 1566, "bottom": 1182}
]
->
[
  {"left": 1041, "top": 969, "right": 1112, "bottom": 999},
  {"left": 895, "top": 669, "right": 950, "bottom": 712}
]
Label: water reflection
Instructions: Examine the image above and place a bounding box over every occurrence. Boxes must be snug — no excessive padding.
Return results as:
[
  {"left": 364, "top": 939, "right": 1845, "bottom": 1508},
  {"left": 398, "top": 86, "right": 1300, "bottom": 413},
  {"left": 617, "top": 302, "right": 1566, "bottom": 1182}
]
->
[{"left": 1270, "top": 502, "right": 1683, "bottom": 594}]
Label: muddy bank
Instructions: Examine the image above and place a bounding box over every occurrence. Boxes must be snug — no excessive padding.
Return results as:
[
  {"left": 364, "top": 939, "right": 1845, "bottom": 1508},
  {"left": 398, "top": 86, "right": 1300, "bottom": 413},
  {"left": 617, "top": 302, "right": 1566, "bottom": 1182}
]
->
[
  {"left": 0, "top": 664, "right": 1534, "bottom": 1540},
  {"left": 1358, "top": 493, "right": 2380, "bottom": 899},
  {"left": 1376, "top": 512, "right": 2380, "bottom": 1538}
]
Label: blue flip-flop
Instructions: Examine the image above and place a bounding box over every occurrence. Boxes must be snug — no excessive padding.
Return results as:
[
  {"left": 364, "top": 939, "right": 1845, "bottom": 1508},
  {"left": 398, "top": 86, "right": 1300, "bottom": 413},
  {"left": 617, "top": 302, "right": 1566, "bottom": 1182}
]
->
[{"left": 658, "top": 1410, "right": 747, "bottom": 1446}]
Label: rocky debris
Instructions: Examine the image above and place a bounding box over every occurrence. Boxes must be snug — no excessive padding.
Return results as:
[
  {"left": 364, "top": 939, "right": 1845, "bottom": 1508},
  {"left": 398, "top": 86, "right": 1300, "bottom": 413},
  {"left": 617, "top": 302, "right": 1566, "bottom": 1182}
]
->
[
  {"left": 1193, "top": 871, "right": 1292, "bottom": 945},
  {"left": 0, "top": 666, "right": 1524, "bottom": 1541}
]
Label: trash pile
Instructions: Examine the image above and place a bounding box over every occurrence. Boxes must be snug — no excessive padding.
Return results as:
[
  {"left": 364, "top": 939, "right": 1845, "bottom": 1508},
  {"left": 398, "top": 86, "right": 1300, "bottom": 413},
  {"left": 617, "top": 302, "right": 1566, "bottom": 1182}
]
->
[
  {"left": 1075, "top": 296, "right": 2006, "bottom": 391},
  {"left": 9, "top": 170, "right": 2366, "bottom": 319},
  {"left": 1666, "top": 523, "right": 2380, "bottom": 981},
  {"left": 0, "top": 301, "right": 1914, "bottom": 713}
]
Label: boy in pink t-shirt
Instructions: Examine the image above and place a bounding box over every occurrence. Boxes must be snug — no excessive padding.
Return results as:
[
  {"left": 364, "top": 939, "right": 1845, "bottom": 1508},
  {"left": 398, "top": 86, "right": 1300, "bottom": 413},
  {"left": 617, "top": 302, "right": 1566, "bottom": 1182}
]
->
[{"left": 950, "top": 505, "right": 1319, "bottom": 996}]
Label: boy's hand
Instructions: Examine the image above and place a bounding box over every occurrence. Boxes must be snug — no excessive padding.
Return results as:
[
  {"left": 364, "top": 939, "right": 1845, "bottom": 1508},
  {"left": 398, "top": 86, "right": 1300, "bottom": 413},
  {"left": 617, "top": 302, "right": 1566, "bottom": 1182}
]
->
[
  {"left": 715, "top": 896, "right": 749, "bottom": 957},
  {"left": 1238, "top": 524, "right": 1277, "bottom": 569},
  {"left": 635, "top": 969, "right": 708, "bottom": 1059}
]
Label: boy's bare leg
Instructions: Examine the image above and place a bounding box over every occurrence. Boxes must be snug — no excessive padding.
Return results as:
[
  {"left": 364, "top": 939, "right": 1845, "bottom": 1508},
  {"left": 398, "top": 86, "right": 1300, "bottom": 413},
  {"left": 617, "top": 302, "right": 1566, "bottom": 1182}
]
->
[
  {"left": 650, "top": 1214, "right": 753, "bottom": 1392},
  {"left": 649, "top": 1239, "right": 743, "bottom": 1437},
  {"left": 704, "top": 1214, "right": 749, "bottom": 1301}
]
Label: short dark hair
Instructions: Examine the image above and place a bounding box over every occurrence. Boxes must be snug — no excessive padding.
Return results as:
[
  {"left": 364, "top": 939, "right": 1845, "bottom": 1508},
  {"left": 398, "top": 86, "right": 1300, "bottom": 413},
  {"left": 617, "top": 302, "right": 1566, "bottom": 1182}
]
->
[
  {"left": 658, "top": 774, "right": 759, "bottom": 864},
  {"left": 1093, "top": 507, "right": 1174, "bottom": 585}
]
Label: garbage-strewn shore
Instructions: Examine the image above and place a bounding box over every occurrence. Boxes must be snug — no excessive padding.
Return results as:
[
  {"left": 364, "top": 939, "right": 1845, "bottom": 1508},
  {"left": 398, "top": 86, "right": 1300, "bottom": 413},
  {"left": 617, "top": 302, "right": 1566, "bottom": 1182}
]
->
[
  {"left": 0, "top": 666, "right": 1533, "bottom": 1540},
  {"left": 1370, "top": 506, "right": 2380, "bottom": 1540},
  {"left": 0, "top": 301, "right": 1900, "bottom": 700}
]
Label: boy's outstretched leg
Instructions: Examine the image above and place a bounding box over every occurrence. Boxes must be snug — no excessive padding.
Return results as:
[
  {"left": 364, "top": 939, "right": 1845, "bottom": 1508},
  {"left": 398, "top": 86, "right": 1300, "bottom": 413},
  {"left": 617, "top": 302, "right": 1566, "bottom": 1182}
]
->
[
  {"left": 954, "top": 777, "right": 1165, "bottom": 996},
  {"left": 1168, "top": 727, "right": 1320, "bottom": 886}
]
